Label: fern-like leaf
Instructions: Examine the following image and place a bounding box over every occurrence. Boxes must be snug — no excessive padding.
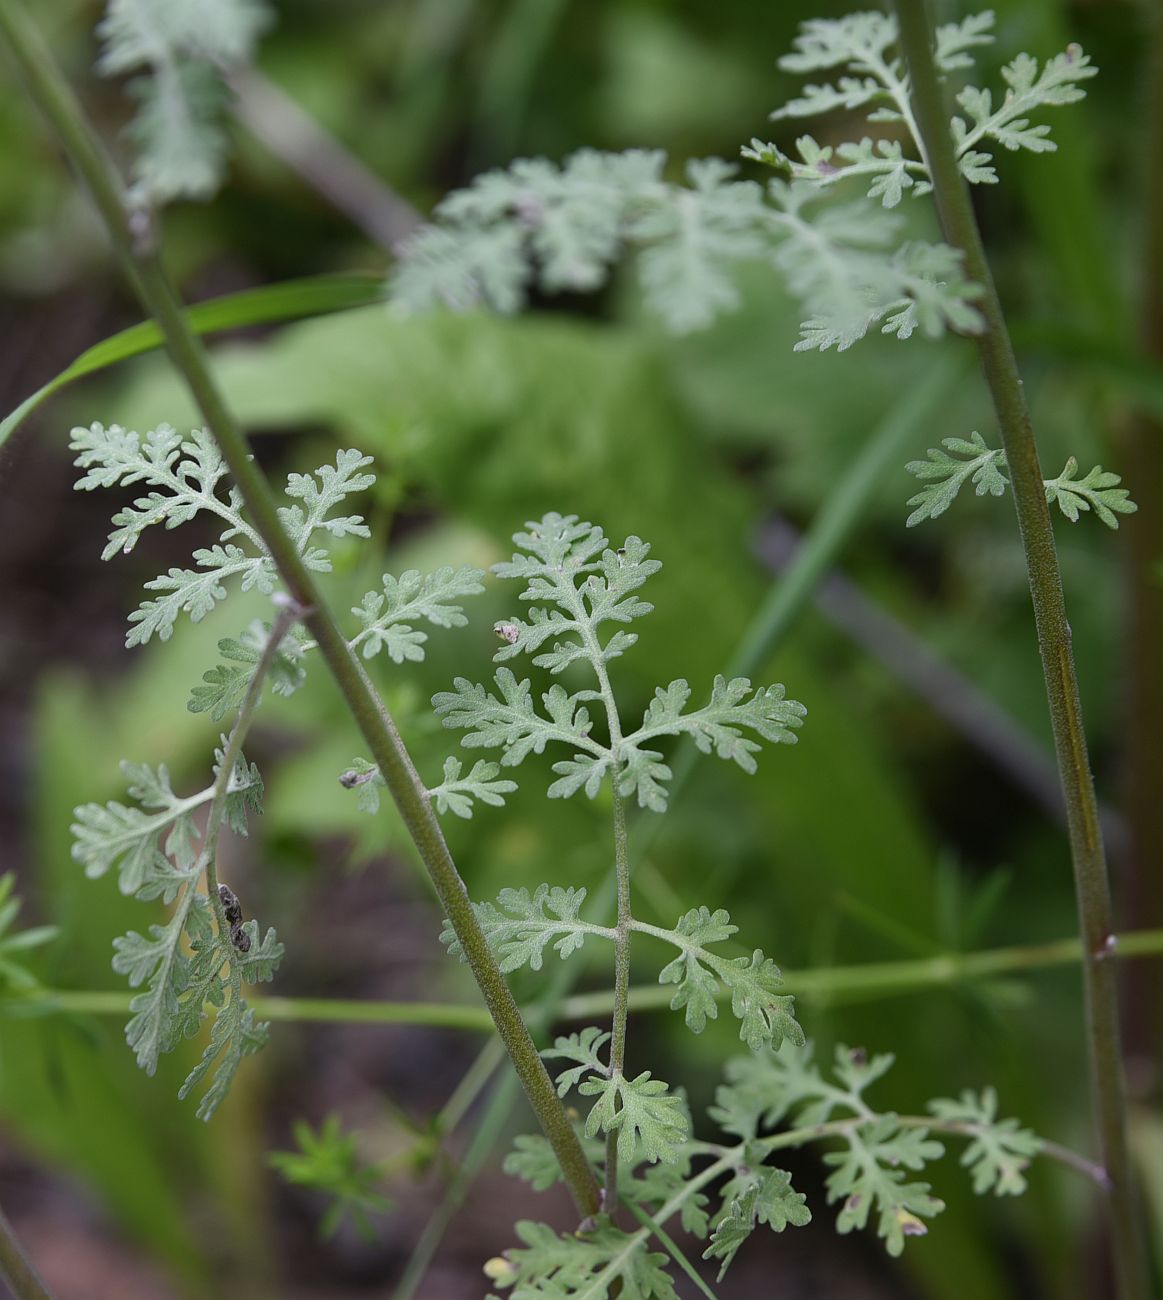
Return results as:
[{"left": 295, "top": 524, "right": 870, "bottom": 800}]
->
[
  {"left": 189, "top": 620, "right": 308, "bottom": 720},
  {"left": 703, "top": 1168, "right": 811, "bottom": 1280},
  {"left": 1043, "top": 457, "right": 1137, "bottom": 528},
  {"left": 579, "top": 1070, "right": 691, "bottom": 1166},
  {"left": 905, "top": 431, "right": 1008, "bottom": 526},
  {"left": 72, "top": 428, "right": 377, "bottom": 645},
  {"left": 97, "top": 0, "right": 270, "bottom": 203},
  {"left": 433, "top": 668, "right": 602, "bottom": 769},
  {"left": 927, "top": 1088, "right": 1043, "bottom": 1195},
  {"left": 441, "top": 884, "right": 608, "bottom": 972},
  {"left": 351, "top": 565, "right": 485, "bottom": 662},
  {"left": 651, "top": 906, "right": 804, "bottom": 1052},
  {"left": 71, "top": 761, "right": 211, "bottom": 894},
  {"left": 427, "top": 756, "right": 518, "bottom": 819},
  {"left": 486, "top": 1219, "right": 676, "bottom": 1300}
]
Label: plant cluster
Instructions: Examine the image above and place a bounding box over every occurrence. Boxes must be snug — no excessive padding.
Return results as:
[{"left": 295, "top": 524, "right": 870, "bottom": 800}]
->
[
  {"left": 66, "top": 433, "right": 1056, "bottom": 1286},
  {"left": 0, "top": 0, "right": 1140, "bottom": 1295}
]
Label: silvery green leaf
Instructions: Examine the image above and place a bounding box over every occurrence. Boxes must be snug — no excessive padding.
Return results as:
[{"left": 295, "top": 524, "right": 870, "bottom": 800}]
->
[
  {"left": 490, "top": 1220, "right": 676, "bottom": 1300},
  {"left": 934, "top": 10, "right": 996, "bottom": 71},
  {"left": 441, "top": 884, "right": 603, "bottom": 973},
  {"left": 580, "top": 1069, "right": 690, "bottom": 1166},
  {"left": 542, "top": 1025, "right": 611, "bottom": 1094},
  {"left": 927, "top": 1088, "right": 1043, "bottom": 1196},
  {"left": 189, "top": 620, "right": 308, "bottom": 720},
  {"left": 427, "top": 755, "right": 517, "bottom": 819},
  {"left": 432, "top": 668, "right": 598, "bottom": 769},
  {"left": 905, "top": 431, "right": 1009, "bottom": 526},
  {"left": 71, "top": 761, "right": 210, "bottom": 893},
  {"left": 352, "top": 565, "right": 485, "bottom": 662},
  {"left": 703, "top": 1168, "right": 811, "bottom": 1280},
  {"left": 1043, "top": 457, "right": 1137, "bottom": 528}
]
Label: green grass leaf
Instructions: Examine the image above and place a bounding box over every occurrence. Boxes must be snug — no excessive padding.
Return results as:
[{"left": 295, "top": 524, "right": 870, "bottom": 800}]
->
[{"left": 0, "top": 274, "right": 383, "bottom": 451}]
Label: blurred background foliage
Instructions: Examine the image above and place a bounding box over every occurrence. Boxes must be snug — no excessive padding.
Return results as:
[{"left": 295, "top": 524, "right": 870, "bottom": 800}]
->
[{"left": 0, "top": 0, "right": 1160, "bottom": 1296}]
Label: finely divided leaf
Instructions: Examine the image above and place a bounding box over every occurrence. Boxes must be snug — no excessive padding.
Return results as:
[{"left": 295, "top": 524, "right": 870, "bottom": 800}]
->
[
  {"left": 352, "top": 565, "right": 485, "bottom": 662},
  {"left": 97, "top": 0, "right": 270, "bottom": 202},
  {"left": 179, "top": 995, "right": 272, "bottom": 1122},
  {"left": 547, "top": 751, "right": 615, "bottom": 800},
  {"left": 427, "top": 755, "right": 517, "bottom": 818},
  {"left": 581, "top": 1070, "right": 690, "bottom": 1167},
  {"left": 905, "top": 431, "right": 1008, "bottom": 526},
  {"left": 927, "top": 1088, "right": 1042, "bottom": 1196},
  {"left": 824, "top": 1115, "right": 946, "bottom": 1256},
  {"left": 71, "top": 761, "right": 208, "bottom": 893},
  {"left": 951, "top": 45, "right": 1098, "bottom": 180},
  {"left": 503, "top": 1134, "right": 565, "bottom": 1193},
  {"left": 934, "top": 10, "right": 996, "bottom": 71},
  {"left": 654, "top": 906, "right": 803, "bottom": 1051},
  {"left": 189, "top": 620, "right": 308, "bottom": 720},
  {"left": 617, "top": 745, "right": 674, "bottom": 813},
  {"left": 630, "top": 158, "right": 768, "bottom": 333},
  {"left": 543, "top": 1025, "right": 612, "bottom": 1095},
  {"left": 74, "top": 428, "right": 377, "bottom": 644},
  {"left": 703, "top": 1168, "right": 810, "bottom": 1280},
  {"left": 129, "top": 545, "right": 272, "bottom": 645},
  {"left": 433, "top": 668, "right": 597, "bottom": 768},
  {"left": 441, "top": 884, "right": 603, "bottom": 972},
  {"left": 777, "top": 12, "right": 898, "bottom": 74},
  {"left": 488, "top": 1219, "right": 676, "bottom": 1300},
  {"left": 1043, "top": 457, "right": 1137, "bottom": 528},
  {"left": 656, "top": 906, "right": 737, "bottom": 1034},
  {"left": 634, "top": 675, "right": 806, "bottom": 772},
  {"left": 278, "top": 449, "right": 376, "bottom": 571}
]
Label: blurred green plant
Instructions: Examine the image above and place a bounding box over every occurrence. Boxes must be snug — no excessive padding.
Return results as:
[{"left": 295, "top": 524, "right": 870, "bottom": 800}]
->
[
  {"left": 268, "top": 1115, "right": 393, "bottom": 1241},
  {"left": 0, "top": 875, "right": 56, "bottom": 992}
]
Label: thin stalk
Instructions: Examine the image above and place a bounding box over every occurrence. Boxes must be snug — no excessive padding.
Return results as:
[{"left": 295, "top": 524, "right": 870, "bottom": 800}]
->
[
  {"left": 605, "top": 786, "right": 632, "bottom": 1215},
  {"left": 891, "top": 3, "right": 1148, "bottom": 1295},
  {"left": 0, "top": 1204, "right": 55, "bottom": 1300},
  {"left": 17, "top": 925, "right": 1163, "bottom": 1029},
  {"left": 202, "top": 606, "right": 298, "bottom": 1011},
  {"left": 739, "top": 1115, "right": 1109, "bottom": 1189},
  {"left": 562, "top": 570, "right": 634, "bottom": 1217},
  {"left": 0, "top": 0, "right": 598, "bottom": 1221},
  {"left": 200, "top": 608, "right": 300, "bottom": 1045}
]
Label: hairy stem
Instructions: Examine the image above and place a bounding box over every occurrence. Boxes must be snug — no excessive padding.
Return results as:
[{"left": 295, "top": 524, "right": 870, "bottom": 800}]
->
[
  {"left": 891, "top": 2, "right": 1148, "bottom": 1294},
  {"left": 0, "top": 1204, "right": 55, "bottom": 1300},
  {"left": 0, "top": 0, "right": 599, "bottom": 1220}
]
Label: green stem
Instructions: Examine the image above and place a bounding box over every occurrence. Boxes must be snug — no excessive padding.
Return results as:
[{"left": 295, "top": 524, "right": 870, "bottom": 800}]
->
[
  {"left": 743, "top": 1114, "right": 1108, "bottom": 1188},
  {"left": 19, "top": 926, "right": 1163, "bottom": 1030},
  {"left": 0, "top": 0, "right": 598, "bottom": 1222},
  {"left": 557, "top": 557, "right": 634, "bottom": 1217},
  {"left": 0, "top": 1204, "right": 55, "bottom": 1300},
  {"left": 202, "top": 606, "right": 298, "bottom": 1020},
  {"left": 605, "top": 786, "right": 633, "bottom": 1216},
  {"left": 890, "top": 3, "right": 1148, "bottom": 1295}
]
